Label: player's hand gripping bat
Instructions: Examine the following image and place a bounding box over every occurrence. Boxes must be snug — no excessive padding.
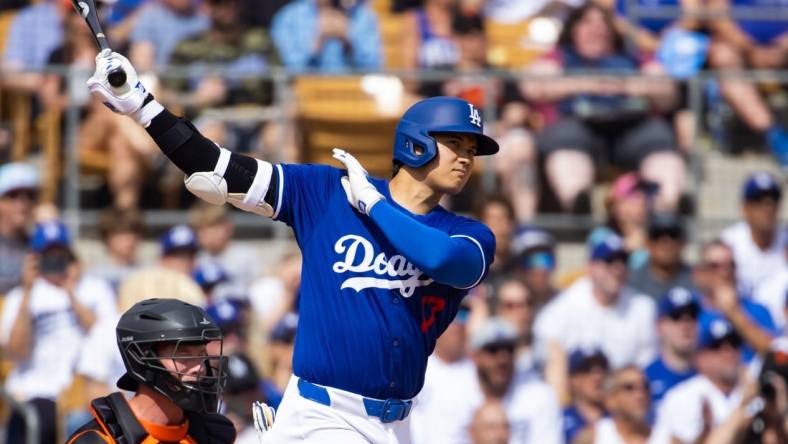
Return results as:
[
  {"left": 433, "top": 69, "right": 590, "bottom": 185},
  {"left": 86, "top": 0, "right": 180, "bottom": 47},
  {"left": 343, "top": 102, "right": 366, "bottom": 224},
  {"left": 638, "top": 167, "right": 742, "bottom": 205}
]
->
[{"left": 70, "top": 0, "right": 127, "bottom": 87}]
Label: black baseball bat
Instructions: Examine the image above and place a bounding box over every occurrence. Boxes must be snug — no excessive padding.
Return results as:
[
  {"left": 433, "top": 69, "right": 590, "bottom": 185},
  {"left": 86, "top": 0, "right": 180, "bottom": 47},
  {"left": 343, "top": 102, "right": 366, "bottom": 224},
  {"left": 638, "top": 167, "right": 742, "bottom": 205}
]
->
[{"left": 71, "top": 0, "right": 127, "bottom": 88}]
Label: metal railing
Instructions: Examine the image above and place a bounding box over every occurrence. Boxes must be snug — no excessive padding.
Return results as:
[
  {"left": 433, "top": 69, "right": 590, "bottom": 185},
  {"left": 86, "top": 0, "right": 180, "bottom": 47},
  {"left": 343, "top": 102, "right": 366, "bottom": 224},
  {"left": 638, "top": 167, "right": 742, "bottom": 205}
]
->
[{"left": 5, "top": 65, "right": 788, "bottom": 238}]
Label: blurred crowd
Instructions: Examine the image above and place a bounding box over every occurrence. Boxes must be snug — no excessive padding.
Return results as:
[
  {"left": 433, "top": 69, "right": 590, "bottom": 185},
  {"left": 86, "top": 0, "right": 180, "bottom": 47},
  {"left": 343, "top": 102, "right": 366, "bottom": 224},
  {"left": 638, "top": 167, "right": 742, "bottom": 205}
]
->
[
  {"left": 0, "top": 0, "right": 787, "bottom": 443},
  {"left": 1, "top": 159, "right": 788, "bottom": 443},
  {"left": 0, "top": 0, "right": 785, "bottom": 216}
]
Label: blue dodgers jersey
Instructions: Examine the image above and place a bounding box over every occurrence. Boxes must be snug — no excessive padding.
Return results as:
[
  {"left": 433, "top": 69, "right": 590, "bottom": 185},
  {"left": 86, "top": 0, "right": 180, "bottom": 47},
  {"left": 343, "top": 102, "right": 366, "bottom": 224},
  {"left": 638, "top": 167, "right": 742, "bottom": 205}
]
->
[
  {"left": 272, "top": 163, "right": 495, "bottom": 400},
  {"left": 644, "top": 357, "right": 696, "bottom": 406}
]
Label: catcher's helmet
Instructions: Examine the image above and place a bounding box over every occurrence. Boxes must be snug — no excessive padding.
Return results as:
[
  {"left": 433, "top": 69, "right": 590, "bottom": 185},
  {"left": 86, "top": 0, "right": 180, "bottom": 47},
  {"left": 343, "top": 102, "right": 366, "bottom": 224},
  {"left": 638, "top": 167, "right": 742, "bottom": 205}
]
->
[
  {"left": 393, "top": 96, "right": 499, "bottom": 168},
  {"left": 116, "top": 298, "right": 226, "bottom": 413}
]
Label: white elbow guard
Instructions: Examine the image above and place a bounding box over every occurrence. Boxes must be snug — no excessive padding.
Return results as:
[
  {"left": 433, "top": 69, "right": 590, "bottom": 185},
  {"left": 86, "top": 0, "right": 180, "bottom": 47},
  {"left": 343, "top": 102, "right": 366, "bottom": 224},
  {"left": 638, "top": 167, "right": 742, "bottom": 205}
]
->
[
  {"left": 184, "top": 147, "right": 275, "bottom": 217},
  {"left": 184, "top": 146, "right": 232, "bottom": 205}
]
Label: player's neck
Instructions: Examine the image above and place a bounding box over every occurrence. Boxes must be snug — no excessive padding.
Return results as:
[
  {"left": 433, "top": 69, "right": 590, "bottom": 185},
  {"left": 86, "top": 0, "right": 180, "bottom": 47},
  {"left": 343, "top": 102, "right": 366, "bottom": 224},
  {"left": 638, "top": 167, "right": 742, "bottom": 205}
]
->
[
  {"left": 128, "top": 385, "right": 185, "bottom": 426},
  {"left": 389, "top": 173, "right": 443, "bottom": 215}
]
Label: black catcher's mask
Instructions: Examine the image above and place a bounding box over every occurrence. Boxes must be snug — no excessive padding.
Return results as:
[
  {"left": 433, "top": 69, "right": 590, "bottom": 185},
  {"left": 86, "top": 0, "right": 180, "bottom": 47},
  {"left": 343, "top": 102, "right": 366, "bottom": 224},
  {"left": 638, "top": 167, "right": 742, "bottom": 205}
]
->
[{"left": 116, "top": 298, "right": 227, "bottom": 413}]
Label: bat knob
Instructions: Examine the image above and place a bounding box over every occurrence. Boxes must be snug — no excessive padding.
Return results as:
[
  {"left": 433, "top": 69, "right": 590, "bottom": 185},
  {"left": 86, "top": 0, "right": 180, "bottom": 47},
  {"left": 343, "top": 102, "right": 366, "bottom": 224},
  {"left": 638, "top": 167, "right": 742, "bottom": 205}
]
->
[{"left": 107, "top": 68, "right": 127, "bottom": 88}]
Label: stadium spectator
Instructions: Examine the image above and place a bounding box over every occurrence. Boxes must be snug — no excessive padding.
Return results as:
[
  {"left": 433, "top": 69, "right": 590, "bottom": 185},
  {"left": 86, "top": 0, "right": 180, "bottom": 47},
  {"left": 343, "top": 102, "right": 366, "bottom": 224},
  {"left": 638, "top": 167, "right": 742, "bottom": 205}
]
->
[
  {"left": 190, "top": 203, "right": 263, "bottom": 297},
  {"left": 1, "top": 0, "right": 66, "bottom": 92},
  {"left": 129, "top": 0, "right": 210, "bottom": 72},
  {"left": 468, "top": 399, "right": 511, "bottom": 444},
  {"left": 402, "top": 0, "right": 459, "bottom": 73},
  {"left": 0, "top": 162, "right": 39, "bottom": 295},
  {"left": 165, "top": 0, "right": 280, "bottom": 111},
  {"left": 193, "top": 261, "right": 231, "bottom": 301},
  {"left": 1, "top": 220, "right": 116, "bottom": 444},
  {"left": 573, "top": 366, "right": 654, "bottom": 444},
  {"left": 721, "top": 171, "right": 786, "bottom": 295},
  {"left": 706, "top": 0, "right": 788, "bottom": 169},
  {"left": 469, "top": 317, "right": 563, "bottom": 444},
  {"left": 39, "top": 7, "right": 96, "bottom": 113},
  {"left": 249, "top": 248, "right": 301, "bottom": 327},
  {"left": 261, "top": 312, "right": 299, "bottom": 409},
  {"left": 752, "top": 239, "right": 788, "bottom": 331},
  {"left": 410, "top": 304, "right": 478, "bottom": 444},
  {"left": 475, "top": 194, "right": 517, "bottom": 289},
  {"left": 270, "top": 0, "right": 381, "bottom": 72},
  {"left": 206, "top": 297, "right": 251, "bottom": 354},
  {"left": 643, "top": 287, "right": 699, "bottom": 407},
  {"left": 44, "top": 11, "right": 152, "bottom": 209},
  {"left": 603, "top": 0, "right": 704, "bottom": 53},
  {"left": 589, "top": 172, "right": 657, "bottom": 270},
  {"left": 495, "top": 279, "right": 540, "bottom": 378},
  {"left": 223, "top": 352, "right": 269, "bottom": 443},
  {"left": 652, "top": 318, "right": 746, "bottom": 444},
  {"left": 535, "top": 231, "right": 657, "bottom": 404},
  {"left": 89, "top": 207, "right": 144, "bottom": 290},
  {"left": 521, "top": 3, "right": 685, "bottom": 213},
  {"left": 561, "top": 349, "right": 610, "bottom": 444},
  {"left": 628, "top": 212, "right": 696, "bottom": 300},
  {"left": 510, "top": 226, "right": 557, "bottom": 307},
  {"left": 102, "top": 0, "right": 154, "bottom": 48},
  {"left": 695, "top": 239, "right": 778, "bottom": 361}
]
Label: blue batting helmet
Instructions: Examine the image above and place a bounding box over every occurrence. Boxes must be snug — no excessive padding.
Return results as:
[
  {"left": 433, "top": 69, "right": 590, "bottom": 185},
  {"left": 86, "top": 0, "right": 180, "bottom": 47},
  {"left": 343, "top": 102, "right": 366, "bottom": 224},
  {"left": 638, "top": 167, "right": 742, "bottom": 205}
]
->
[{"left": 393, "top": 96, "right": 499, "bottom": 168}]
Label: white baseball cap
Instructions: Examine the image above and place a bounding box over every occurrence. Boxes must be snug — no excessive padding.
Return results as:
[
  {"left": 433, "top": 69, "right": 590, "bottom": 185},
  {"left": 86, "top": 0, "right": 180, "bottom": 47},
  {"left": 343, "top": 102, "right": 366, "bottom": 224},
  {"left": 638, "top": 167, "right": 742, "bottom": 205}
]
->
[{"left": 0, "top": 163, "right": 39, "bottom": 197}]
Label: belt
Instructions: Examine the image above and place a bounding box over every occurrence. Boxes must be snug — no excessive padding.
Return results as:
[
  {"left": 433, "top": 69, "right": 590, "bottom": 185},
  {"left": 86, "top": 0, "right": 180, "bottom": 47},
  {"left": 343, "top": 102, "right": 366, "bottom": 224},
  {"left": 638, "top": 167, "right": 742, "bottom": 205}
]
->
[{"left": 296, "top": 378, "right": 413, "bottom": 423}]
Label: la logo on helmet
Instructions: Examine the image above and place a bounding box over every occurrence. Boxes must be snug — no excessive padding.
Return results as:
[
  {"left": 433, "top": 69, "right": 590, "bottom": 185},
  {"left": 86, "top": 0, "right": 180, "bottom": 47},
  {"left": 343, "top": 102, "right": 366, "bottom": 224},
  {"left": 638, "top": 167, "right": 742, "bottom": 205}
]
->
[{"left": 468, "top": 104, "right": 482, "bottom": 128}]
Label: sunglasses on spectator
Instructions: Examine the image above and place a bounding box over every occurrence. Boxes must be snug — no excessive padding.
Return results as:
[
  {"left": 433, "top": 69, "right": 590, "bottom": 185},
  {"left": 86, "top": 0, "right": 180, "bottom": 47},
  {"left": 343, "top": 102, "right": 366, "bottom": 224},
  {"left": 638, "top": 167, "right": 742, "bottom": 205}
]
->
[
  {"left": 2, "top": 188, "right": 38, "bottom": 201},
  {"left": 482, "top": 342, "right": 515, "bottom": 354},
  {"left": 702, "top": 261, "right": 735, "bottom": 271},
  {"left": 603, "top": 254, "right": 628, "bottom": 265},
  {"left": 499, "top": 299, "right": 534, "bottom": 311},
  {"left": 707, "top": 337, "right": 742, "bottom": 350},
  {"left": 616, "top": 381, "right": 649, "bottom": 393},
  {"left": 667, "top": 308, "right": 699, "bottom": 321},
  {"left": 649, "top": 228, "right": 683, "bottom": 240}
]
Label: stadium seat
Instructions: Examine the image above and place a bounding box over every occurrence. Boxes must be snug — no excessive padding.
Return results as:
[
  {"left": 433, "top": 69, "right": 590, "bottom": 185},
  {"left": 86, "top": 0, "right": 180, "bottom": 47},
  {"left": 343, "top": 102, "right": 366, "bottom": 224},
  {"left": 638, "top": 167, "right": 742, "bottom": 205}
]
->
[
  {"left": 293, "top": 76, "right": 402, "bottom": 177},
  {"left": 485, "top": 19, "right": 547, "bottom": 69}
]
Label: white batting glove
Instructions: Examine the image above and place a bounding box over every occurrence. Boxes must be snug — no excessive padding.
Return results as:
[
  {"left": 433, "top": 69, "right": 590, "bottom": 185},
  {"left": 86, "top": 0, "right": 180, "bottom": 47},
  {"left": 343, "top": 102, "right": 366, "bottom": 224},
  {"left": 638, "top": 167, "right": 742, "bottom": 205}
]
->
[
  {"left": 252, "top": 401, "right": 275, "bottom": 440},
  {"left": 333, "top": 148, "right": 384, "bottom": 215},
  {"left": 86, "top": 49, "right": 162, "bottom": 127}
]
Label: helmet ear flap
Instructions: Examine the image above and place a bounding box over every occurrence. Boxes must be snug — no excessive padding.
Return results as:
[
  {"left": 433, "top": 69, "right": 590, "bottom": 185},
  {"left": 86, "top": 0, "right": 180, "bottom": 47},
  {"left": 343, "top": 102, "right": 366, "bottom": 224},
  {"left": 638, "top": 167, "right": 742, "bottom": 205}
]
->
[{"left": 394, "top": 121, "right": 438, "bottom": 168}]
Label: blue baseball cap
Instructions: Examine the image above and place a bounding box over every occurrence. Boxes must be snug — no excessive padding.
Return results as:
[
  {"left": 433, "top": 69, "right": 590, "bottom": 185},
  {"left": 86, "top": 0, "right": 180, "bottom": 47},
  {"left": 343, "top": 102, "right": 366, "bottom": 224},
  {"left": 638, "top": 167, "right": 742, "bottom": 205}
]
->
[
  {"left": 193, "top": 262, "right": 229, "bottom": 288},
  {"left": 698, "top": 317, "right": 742, "bottom": 350},
  {"left": 658, "top": 287, "right": 701, "bottom": 319},
  {"left": 30, "top": 220, "right": 71, "bottom": 252},
  {"left": 589, "top": 231, "right": 628, "bottom": 262},
  {"left": 205, "top": 299, "right": 249, "bottom": 332},
  {"left": 656, "top": 28, "right": 710, "bottom": 79},
  {"left": 742, "top": 172, "right": 782, "bottom": 202},
  {"left": 511, "top": 226, "right": 556, "bottom": 270},
  {"left": 271, "top": 312, "right": 299, "bottom": 343},
  {"left": 568, "top": 348, "right": 609, "bottom": 374},
  {"left": 159, "top": 224, "right": 198, "bottom": 255},
  {"left": 0, "top": 162, "right": 39, "bottom": 197}
]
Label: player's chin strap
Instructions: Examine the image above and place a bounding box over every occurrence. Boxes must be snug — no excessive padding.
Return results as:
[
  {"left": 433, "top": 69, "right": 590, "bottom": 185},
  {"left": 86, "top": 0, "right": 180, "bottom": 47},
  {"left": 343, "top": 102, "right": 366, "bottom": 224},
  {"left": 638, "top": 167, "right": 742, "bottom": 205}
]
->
[{"left": 184, "top": 146, "right": 275, "bottom": 217}]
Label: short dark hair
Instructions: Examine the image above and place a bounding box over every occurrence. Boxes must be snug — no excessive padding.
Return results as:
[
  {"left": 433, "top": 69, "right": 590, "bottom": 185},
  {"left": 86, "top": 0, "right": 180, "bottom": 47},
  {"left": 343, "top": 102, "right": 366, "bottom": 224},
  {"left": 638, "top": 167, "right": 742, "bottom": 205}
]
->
[
  {"left": 98, "top": 208, "right": 144, "bottom": 240},
  {"left": 474, "top": 193, "right": 516, "bottom": 222}
]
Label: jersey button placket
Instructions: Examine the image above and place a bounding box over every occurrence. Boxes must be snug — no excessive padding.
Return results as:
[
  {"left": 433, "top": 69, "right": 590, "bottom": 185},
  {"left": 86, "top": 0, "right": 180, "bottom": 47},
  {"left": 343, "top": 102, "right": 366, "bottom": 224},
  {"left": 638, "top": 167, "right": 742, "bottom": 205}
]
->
[
  {"left": 392, "top": 339, "right": 400, "bottom": 347},
  {"left": 391, "top": 296, "right": 400, "bottom": 304}
]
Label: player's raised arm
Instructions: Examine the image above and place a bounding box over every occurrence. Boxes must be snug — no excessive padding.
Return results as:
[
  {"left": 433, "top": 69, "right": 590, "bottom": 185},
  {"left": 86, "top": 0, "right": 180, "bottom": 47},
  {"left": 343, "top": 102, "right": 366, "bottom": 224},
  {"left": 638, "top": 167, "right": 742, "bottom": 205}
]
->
[{"left": 86, "top": 51, "right": 278, "bottom": 217}]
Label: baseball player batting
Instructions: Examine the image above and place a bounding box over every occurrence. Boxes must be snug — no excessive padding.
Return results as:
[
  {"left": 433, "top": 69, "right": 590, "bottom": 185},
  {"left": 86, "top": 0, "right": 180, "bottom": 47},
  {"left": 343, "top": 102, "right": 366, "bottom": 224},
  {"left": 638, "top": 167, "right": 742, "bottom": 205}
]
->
[{"left": 87, "top": 52, "right": 497, "bottom": 443}]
